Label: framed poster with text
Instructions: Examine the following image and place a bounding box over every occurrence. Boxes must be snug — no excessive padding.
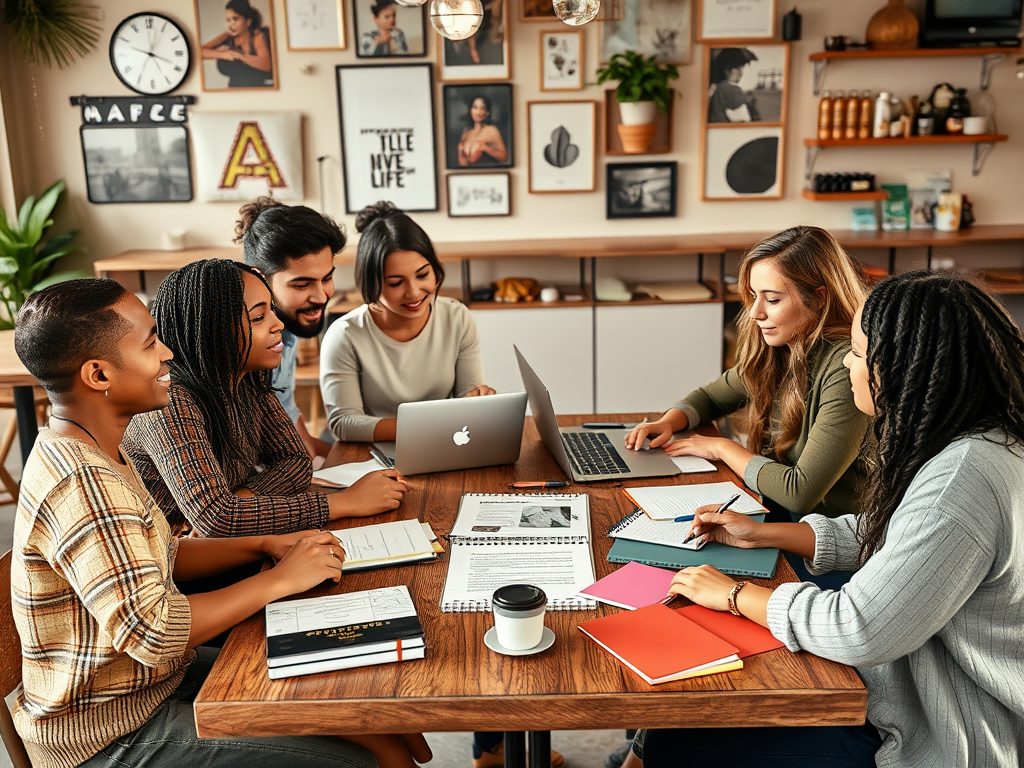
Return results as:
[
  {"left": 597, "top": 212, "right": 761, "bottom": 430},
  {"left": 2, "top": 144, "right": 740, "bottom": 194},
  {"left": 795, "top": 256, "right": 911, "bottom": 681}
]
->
[{"left": 336, "top": 63, "right": 438, "bottom": 212}]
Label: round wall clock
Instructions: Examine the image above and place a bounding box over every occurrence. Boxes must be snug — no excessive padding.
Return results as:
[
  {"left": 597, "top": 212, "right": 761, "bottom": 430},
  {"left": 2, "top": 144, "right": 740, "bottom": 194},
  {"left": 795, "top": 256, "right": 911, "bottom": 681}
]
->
[{"left": 109, "top": 13, "right": 191, "bottom": 96}]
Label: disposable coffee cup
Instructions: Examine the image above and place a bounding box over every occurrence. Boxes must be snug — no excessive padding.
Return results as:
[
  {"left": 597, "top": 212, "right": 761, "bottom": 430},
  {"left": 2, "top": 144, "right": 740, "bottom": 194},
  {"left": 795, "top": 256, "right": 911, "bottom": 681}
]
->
[{"left": 492, "top": 584, "right": 546, "bottom": 651}]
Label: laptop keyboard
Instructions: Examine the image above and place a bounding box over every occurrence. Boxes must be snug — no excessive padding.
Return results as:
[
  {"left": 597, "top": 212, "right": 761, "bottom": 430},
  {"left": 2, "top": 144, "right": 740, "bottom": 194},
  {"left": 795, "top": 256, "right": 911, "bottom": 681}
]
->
[{"left": 563, "top": 431, "right": 630, "bottom": 476}]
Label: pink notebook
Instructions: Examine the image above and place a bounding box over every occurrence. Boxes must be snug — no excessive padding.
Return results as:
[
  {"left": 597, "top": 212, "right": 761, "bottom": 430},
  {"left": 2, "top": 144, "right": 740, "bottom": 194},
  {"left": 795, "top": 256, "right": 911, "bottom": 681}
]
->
[{"left": 579, "top": 561, "right": 676, "bottom": 610}]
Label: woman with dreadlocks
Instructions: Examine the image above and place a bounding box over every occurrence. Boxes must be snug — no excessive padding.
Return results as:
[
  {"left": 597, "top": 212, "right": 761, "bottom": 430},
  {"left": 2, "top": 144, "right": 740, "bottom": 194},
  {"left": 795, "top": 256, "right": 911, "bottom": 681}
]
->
[
  {"left": 124, "top": 259, "right": 407, "bottom": 538},
  {"left": 634, "top": 271, "right": 1024, "bottom": 768},
  {"left": 627, "top": 226, "right": 871, "bottom": 525}
]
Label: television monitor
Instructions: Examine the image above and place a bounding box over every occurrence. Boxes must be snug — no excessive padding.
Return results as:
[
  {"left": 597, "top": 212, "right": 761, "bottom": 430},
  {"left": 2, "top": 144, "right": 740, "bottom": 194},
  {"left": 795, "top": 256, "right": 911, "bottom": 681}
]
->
[{"left": 923, "top": 0, "right": 1023, "bottom": 46}]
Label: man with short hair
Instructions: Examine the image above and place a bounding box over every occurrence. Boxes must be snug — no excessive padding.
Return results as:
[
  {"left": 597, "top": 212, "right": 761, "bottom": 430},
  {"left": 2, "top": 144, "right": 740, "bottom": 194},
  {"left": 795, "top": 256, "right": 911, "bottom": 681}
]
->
[{"left": 235, "top": 197, "right": 346, "bottom": 458}]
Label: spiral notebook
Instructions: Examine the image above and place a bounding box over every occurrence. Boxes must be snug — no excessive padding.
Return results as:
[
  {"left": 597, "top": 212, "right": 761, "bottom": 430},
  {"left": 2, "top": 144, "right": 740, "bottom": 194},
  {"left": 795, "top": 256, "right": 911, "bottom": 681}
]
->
[{"left": 439, "top": 493, "right": 597, "bottom": 612}]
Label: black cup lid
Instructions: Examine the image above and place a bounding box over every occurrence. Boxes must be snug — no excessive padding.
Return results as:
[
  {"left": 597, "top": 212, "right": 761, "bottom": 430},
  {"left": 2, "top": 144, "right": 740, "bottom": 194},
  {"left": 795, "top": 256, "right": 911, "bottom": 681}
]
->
[{"left": 492, "top": 584, "right": 547, "bottom": 611}]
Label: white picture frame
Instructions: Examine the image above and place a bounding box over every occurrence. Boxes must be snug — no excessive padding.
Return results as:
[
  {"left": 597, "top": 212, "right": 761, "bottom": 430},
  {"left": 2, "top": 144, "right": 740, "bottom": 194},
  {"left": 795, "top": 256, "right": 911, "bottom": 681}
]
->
[
  {"left": 528, "top": 100, "right": 596, "bottom": 194},
  {"left": 601, "top": 0, "right": 692, "bottom": 64},
  {"left": 702, "top": 124, "right": 783, "bottom": 200},
  {"left": 447, "top": 172, "right": 512, "bottom": 216},
  {"left": 697, "top": 0, "right": 777, "bottom": 42},
  {"left": 439, "top": 0, "right": 509, "bottom": 81},
  {"left": 284, "top": 0, "right": 345, "bottom": 50},
  {"left": 540, "top": 30, "right": 583, "bottom": 91},
  {"left": 336, "top": 64, "right": 438, "bottom": 212}
]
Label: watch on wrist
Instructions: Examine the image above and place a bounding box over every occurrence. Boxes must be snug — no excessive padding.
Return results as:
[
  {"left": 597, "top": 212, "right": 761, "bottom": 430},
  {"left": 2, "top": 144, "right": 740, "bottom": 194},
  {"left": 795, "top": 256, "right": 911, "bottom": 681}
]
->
[{"left": 727, "top": 580, "right": 748, "bottom": 617}]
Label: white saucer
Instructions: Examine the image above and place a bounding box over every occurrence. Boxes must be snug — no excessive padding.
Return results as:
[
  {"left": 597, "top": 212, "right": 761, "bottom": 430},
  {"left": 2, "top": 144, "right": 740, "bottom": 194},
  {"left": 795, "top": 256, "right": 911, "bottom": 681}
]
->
[{"left": 484, "top": 626, "right": 556, "bottom": 656}]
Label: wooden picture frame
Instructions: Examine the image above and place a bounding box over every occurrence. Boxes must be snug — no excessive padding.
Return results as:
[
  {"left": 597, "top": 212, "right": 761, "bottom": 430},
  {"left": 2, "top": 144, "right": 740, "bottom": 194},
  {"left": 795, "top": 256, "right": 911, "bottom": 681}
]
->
[
  {"left": 336, "top": 64, "right": 438, "bottom": 212},
  {"left": 283, "top": 0, "right": 345, "bottom": 50},
  {"left": 696, "top": 0, "right": 777, "bottom": 42},
  {"left": 353, "top": 0, "right": 426, "bottom": 58},
  {"left": 527, "top": 100, "right": 597, "bottom": 194},
  {"left": 704, "top": 43, "right": 788, "bottom": 126},
  {"left": 606, "top": 161, "right": 677, "bottom": 218},
  {"left": 195, "top": 0, "right": 278, "bottom": 90},
  {"left": 438, "top": 0, "right": 510, "bottom": 81},
  {"left": 447, "top": 172, "right": 512, "bottom": 216},
  {"left": 701, "top": 125, "right": 784, "bottom": 201},
  {"left": 442, "top": 83, "right": 514, "bottom": 170},
  {"left": 539, "top": 30, "right": 583, "bottom": 91},
  {"left": 519, "top": 0, "right": 558, "bottom": 22},
  {"left": 604, "top": 90, "right": 673, "bottom": 155},
  {"left": 600, "top": 0, "right": 692, "bottom": 65}
]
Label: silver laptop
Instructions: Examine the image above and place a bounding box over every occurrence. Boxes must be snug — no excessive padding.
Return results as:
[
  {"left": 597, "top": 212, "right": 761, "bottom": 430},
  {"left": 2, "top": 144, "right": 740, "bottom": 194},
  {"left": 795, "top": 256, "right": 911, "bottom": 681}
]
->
[
  {"left": 514, "top": 346, "right": 681, "bottom": 483},
  {"left": 372, "top": 392, "right": 528, "bottom": 476}
]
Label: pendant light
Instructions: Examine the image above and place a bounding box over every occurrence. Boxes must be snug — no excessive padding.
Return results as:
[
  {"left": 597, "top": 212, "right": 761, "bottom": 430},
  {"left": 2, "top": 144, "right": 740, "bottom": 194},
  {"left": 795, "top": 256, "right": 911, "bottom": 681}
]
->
[
  {"left": 429, "top": 0, "right": 485, "bottom": 40},
  {"left": 552, "top": 0, "right": 601, "bottom": 26}
]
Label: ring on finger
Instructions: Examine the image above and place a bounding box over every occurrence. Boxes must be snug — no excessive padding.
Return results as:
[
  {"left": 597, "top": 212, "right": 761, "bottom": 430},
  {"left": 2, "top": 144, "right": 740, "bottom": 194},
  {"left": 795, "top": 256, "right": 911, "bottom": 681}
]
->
[{"left": 329, "top": 547, "right": 338, "bottom": 559}]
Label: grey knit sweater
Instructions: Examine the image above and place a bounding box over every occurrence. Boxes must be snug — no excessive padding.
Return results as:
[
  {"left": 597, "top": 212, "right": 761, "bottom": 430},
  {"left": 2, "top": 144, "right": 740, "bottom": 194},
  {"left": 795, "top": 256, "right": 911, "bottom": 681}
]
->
[{"left": 767, "top": 433, "right": 1024, "bottom": 767}]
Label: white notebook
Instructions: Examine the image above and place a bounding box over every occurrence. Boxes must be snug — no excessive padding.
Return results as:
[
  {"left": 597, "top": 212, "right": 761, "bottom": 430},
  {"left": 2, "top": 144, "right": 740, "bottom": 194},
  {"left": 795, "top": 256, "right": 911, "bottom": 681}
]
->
[
  {"left": 440, "top": 493, "right": 596, "bottom": 612},
  {"left": 332, "top": 519, "right": 439, "bottom": 571},
  {"left": 623, "top": 482, "right": 765, "bottom": 521}
]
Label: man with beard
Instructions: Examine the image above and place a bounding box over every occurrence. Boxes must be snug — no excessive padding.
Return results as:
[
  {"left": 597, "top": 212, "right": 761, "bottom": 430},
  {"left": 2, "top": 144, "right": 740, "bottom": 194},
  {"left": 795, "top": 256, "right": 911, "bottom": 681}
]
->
[{"left": 235, "top": 197, "right": 345, "bottom": 459}]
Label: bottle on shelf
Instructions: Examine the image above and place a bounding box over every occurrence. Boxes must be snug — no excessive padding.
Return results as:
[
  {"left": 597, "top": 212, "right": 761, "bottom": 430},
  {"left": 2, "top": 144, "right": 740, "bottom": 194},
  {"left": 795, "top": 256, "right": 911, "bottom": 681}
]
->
[
  {"left": 831, "top": 90, "right": 846, "bottom": 140},
  {"left": 873, "top": 91, "right": 893, "bottom": 138},
  {"left": 818, "top": 89, "right": 833, "bottom": 140},
  {"left": 916, "top": 99, "right": 935, "bottom": 136},
  {"left": 945, "top": 88, "right": 970, "bottom": 135},
  {"left": 844, "top": 89, "right": 860, "bottom": 139},
  {"left": 858, "top": 90, "right": 872, "bottom": 139}
]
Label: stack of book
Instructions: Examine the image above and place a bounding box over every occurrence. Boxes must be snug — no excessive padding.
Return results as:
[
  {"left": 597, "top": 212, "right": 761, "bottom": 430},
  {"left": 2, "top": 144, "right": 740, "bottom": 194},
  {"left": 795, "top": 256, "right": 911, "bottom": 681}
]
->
[{"left": 265, "top": 585, "right": 426, "bottom": 680}]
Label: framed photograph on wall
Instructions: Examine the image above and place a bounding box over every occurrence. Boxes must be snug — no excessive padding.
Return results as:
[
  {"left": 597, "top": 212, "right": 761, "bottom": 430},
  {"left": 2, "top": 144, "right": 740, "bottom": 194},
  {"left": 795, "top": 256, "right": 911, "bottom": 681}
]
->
[
  {"left": 520, "top": 0, "right": 558, "bottom": 22},
  {"left": 284, "top": 0, "right": 345, "bottom": 50},
  {"left": 705, "top": 43, "right": 788, "bottom": 125},
  {"left": 442, "top": 83, "right": 513, "bottom": 170},
  {"left": 540, "top": 30, "right": 583, "bottom": 91},
  {"left": 697, "top": 0, "right": 777, "bottom": 42},
  {"left": 439, "top": 0, "right": 509, "bottom": 81},
  {"left": 527, "top": 100, "right": 596, "bottom": 193},
  {"left": 606, "top": 161, "right": 677, "bottom": 219},
  {"left": 81, "top": 125, "right": 192, "bottom": 203},
  {"left": 336, "top": 64, "right": 438, "bottom": 212},
  {"left": 600, "top": 0, "right": 692, "bottom": 64},
  {"left": 195, "top": 0, "right": 278, "bottom": 90},
  {"left": 353, "top": 0, "right": 426, "bottom": 57},
  {"left": 702, "top": 124, "right": 783, "bottom": 200},
  {"left": 447, "top": 172, "right": 512, "bottom": 216}
]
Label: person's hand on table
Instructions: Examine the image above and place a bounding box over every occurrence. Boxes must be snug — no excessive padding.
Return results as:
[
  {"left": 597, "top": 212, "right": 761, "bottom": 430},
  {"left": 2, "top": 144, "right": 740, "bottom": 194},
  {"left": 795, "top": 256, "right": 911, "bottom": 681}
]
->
[
  {"left": 625, "top": 417, "right": 674, "bottom": 451},
  {"left": 462, "top": 384, "right": 496, "bottom": 397},
  {"left": 262, "top": 529, "right": 330, "bottom": 561},
  {"left": 668, "top": 565, "right": 737, "bottom": 612},
  {"left": 662, "top": 433, "right": 733, "bottom": 460},
  {"left": 328, "top": 468, "right": 408, "bottom": 519},
  {"left": 269, "top": 531, "right": 344, "bottom": 593},
  {"left": 685, "top": 506, "right": 768, "bottom": 549}
]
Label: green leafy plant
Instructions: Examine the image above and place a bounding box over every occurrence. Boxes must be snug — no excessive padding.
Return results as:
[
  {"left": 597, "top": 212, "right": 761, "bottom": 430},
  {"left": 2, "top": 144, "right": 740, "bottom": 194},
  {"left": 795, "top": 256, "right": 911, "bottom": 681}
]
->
[
  {"left": 0, "top": 180, "right": 86, "bottom": 329},
  {"left": 595, "top": 50, "right": 680, "bottom": 114},
  {"left": 3, "top": 0, "right": 101, "bottom": 68}
]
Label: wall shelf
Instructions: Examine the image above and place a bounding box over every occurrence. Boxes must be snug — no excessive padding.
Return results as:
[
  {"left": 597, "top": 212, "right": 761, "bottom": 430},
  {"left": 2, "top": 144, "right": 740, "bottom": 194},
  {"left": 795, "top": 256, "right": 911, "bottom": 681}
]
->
[
  {"left": 803, "top": 134, "right": 1008, "bottom": 178},
  {"left": 808, "top": 46, "right": 1016, "bottom": 94},
  {"left": 801, "top": 190, "right": 888, "bottom": 202}
]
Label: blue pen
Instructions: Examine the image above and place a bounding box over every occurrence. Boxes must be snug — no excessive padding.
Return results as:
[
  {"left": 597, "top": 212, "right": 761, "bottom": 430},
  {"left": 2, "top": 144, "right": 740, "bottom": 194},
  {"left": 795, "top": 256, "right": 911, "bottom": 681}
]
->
[
  {"left": 681, "top": 493, "right": 742, "bottom": 544},
  {"left": 673, "top": 514, "right": 695, "bottom": 523}
]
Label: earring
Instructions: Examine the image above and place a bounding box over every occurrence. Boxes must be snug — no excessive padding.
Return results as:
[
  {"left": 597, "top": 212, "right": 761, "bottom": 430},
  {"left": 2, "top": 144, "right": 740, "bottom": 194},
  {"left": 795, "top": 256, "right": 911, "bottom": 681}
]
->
[{"left": 104, "top": 389, "right": 109, "bottom": 397}]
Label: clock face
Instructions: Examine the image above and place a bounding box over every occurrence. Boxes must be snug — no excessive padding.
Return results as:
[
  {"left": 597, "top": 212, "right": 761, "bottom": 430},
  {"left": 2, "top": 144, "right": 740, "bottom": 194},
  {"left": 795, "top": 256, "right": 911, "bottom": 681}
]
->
[{"left": 110, "top": 13, "right": 191, "bottom": 96}]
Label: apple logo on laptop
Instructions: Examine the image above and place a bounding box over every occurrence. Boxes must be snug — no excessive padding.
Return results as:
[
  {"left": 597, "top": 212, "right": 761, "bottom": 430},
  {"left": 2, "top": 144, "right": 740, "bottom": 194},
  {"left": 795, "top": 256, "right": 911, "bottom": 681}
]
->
[{"left": 453, "top": 426, "right": 471, "bottom": 446}]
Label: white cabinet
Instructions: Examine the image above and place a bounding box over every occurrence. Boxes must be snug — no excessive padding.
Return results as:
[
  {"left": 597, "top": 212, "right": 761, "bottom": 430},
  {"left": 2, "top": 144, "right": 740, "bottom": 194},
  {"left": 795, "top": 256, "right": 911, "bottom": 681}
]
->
[
  {"left": 471, "top": 307, "right": 594, "bottom": 413},
  {"left": 595, "top": 303, "right": 723, "bottom": 413}
]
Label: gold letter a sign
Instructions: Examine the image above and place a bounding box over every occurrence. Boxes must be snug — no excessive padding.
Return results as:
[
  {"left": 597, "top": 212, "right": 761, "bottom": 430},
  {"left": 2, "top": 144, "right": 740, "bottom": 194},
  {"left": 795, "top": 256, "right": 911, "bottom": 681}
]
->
[{"left": 220, "top": 121, "right": 287, "bottom": 189}]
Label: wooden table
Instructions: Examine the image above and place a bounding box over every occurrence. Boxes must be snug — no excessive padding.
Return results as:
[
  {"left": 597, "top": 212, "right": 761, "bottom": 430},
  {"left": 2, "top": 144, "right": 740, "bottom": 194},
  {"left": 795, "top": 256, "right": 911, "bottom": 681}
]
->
[
  {"left": 193, "top": 415, "right": 867, "bottom": 763},
  {"left": 0, "top": 330, "right": 41, "bottom": 465}
]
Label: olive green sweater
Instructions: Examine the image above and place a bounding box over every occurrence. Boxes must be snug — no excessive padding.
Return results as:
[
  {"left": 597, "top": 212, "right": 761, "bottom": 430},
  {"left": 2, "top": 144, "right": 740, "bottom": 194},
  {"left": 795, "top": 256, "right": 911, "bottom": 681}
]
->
[{"left": 673, "top": 338, "right": 872, "bottom": 519}]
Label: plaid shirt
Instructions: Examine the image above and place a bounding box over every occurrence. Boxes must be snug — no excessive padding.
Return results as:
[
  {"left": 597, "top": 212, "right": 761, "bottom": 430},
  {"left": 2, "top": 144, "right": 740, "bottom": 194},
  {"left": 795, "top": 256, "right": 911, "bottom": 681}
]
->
[
  {"left": 12, "top": 430, "right": 194, "bottom": 768},
  {"left": 123, "top": 383, "right": 329, "bottom": 537}
]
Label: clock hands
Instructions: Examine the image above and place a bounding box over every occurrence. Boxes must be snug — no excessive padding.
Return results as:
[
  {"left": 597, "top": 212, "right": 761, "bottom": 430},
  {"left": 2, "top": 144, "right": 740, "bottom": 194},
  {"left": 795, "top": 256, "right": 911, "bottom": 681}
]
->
[{"left": 126, "top": 45, "right": 174, "bottom": 65}]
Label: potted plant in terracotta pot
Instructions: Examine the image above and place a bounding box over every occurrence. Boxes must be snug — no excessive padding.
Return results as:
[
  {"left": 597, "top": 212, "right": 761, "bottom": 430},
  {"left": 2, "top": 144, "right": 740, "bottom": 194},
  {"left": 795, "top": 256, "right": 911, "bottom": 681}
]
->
[{"left": 596, "top": 50, "right": 679, "bottom": 153}]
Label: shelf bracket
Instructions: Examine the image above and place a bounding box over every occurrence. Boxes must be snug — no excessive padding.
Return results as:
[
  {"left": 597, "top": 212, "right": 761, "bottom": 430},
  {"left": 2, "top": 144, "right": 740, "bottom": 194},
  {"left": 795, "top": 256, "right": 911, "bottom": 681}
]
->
[
  {"left": 812, "top": 59, "right": 828, "bottom": 96},
  {"left": 804, "top": 145, "right": 822, "bottom": 182},
  {"left": 972, "top": 141, "right": 996, "bottom": 176},
  {"left": 980, "top": 53, "right": 1003, "bottom": 90}
]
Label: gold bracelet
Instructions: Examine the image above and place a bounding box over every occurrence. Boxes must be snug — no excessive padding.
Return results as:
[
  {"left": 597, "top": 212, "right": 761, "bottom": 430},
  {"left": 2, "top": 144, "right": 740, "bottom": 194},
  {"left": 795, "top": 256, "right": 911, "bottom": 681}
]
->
[{"left": 727, "top": 580, "right": 748, "bottom": 617}]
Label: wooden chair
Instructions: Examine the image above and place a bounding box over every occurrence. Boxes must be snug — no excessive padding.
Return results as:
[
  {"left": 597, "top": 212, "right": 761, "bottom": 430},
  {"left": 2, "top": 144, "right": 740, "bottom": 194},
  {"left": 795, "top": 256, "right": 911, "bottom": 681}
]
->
[
  {"left": 0, "top": 550, "right": 33, "bottom": 767},
  {"left": 0, "top": 388, "right": 49, "bottom": 505}
]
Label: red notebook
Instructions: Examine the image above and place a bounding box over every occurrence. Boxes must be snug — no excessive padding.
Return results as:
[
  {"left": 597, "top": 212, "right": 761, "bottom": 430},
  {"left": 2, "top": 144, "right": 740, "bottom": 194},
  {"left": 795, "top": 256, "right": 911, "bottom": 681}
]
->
[
  {"left": 676, "top": 605, "right": 784, "bottom": 658},
  {"left": 578, "top": 603, "right": 741, "bottom": 685}
]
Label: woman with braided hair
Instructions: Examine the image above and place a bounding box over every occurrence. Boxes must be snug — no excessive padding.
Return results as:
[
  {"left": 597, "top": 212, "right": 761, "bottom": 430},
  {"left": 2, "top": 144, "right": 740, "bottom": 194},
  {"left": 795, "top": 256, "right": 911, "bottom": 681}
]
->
[
  {"left": 124, "top": 259, "right": 407, "bottom": 539},
  {"left": 632, "top": 271, "right": 1024, "bottom": 768}
]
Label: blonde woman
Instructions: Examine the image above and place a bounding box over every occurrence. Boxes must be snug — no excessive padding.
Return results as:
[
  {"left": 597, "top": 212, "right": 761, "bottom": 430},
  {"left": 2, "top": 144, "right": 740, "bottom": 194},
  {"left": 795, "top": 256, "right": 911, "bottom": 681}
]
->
[{"left": 627, "top": 226, "right": 871, "bottom": 524}]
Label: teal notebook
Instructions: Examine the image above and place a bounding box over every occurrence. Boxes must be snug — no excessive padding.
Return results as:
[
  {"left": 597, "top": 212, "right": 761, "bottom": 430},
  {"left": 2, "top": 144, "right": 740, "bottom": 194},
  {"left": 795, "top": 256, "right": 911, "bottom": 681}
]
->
[{"left": 606, "top": 514, "right": 779, "bottom": 578}]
